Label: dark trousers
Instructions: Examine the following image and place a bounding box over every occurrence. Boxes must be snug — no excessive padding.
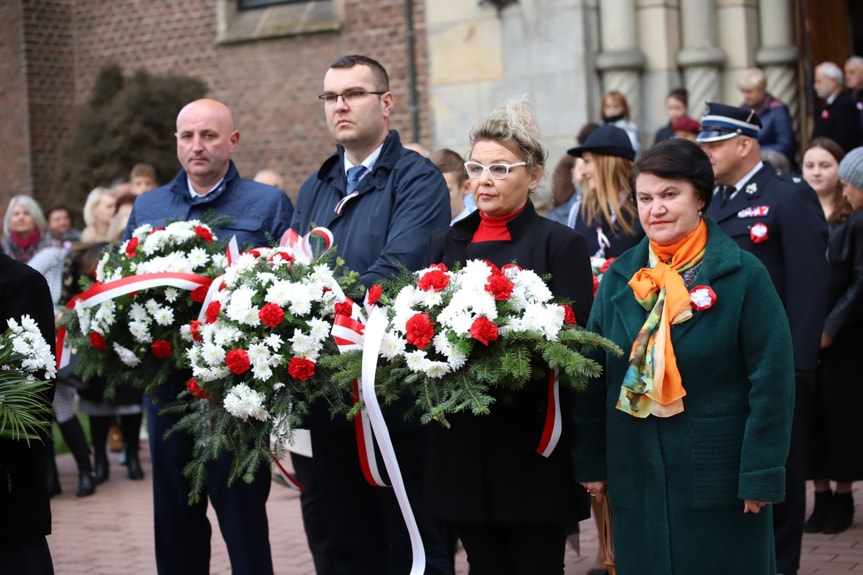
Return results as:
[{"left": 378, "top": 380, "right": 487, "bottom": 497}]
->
[
  {"left": 454, "top": 521, "right": 567, "bottom": 575},
  {"left": 311, "top": 429, "right": 454, "bottom": 575},
  {"left": 0, "top": 538, "right": 53, "bottom": 575},
  {"left": 291, "top": 451, "right": 337, "bottom": 575},
  {"left": 146, "top": 394, "right": 273, "bottom": 575},
  {"left": 774, "top": 373, "right": 811, "bottom": 573}
]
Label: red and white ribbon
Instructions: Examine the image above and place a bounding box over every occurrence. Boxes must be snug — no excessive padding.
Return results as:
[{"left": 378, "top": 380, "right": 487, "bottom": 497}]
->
[
  {"left": 56, "top": 272, "right": 213, "bottom": 371},
  {"left": 279, "top": 227, "right": 334, "bottom": 261},
  {"left": 360, "top": 306, "right": 426, "bottom": 574},
  {"left": 271, "top": 454, "right": 307, "bottom": 491},
  {"left": 536, "top": 370, "right": 562, "bottom": 457}
]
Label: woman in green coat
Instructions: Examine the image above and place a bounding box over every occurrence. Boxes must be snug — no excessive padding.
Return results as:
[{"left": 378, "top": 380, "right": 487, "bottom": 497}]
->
[{"left": 573, "top": 138, "right": 795, "bottom": 574}]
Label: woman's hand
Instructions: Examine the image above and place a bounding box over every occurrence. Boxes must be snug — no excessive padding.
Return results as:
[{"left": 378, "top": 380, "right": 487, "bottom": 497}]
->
[
  {"left": 580, "top": 481, "right": 607, "bottom": 502},
  {"left": 743, "top": 499, "right": 769, "bottom": 513},
  {"left": 820, "top": 332, "right": 833, "bottom": 349}
]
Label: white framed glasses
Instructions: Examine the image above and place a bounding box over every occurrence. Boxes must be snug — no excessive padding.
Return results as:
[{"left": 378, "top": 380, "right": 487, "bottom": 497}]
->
[{"left": 464, "top": 161, "right": 527, "bottom": 180}]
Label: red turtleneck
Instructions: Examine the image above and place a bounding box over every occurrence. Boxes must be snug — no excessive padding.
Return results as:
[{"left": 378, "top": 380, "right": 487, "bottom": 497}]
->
[{"left": 471, "top": 205, "right": 526, "bottom": 243}]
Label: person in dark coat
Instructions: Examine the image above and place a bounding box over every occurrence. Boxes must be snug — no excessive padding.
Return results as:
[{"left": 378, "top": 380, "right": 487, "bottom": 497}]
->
[
  {"left": 652, "top": 87, "right": 688, "bottom": 145},
  {"left": 0, "top": 252, "right": 57, "bottom": 574},
  {"left": 805, "top": 146, "right": 863, "bottom": 535},
  {"left": 699, "top": 102, "right": 829, "bottom": 575},
  {"left": 291, "top": 54, "right": 454, "bottom": 574},
  {"left": 813, "top": 62, "right": 863, "bottom": 154},
  {"left": 423, "top": 98, "right": 594, "bottom": 575},
  {"left": 574, "top": 138, "right": 795, "bottom": 574}
]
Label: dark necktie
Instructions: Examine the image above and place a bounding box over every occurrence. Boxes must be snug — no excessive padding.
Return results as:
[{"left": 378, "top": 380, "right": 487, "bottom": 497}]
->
[
  {"left": 346, "top": 165, "right": 367, "bottom": 194},
  {"left": 721, "top": 185, "right": 736, "bottom": 207}
]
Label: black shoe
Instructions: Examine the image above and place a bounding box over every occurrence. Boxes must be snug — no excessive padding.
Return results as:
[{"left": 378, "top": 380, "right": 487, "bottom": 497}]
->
[
  {"left": 126, "top": 451, "right": 144, "bottom": 480},
  {"left": 805, "top": 489, "right": 833, "bottom": 533},
  {"left": 823, "top": 491, "right": 854, "bottom": 534},
  {"left": 76, "top": 472, "right": 96, "bottom": 497},
  {"left": 93, "top": 453, "right": 109, "bottom": 484}
]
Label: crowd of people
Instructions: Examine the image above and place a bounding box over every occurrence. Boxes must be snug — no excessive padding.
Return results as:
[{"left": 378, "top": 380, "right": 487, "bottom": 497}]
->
[{"left": 4, "top": 51, "right": 863, "bottom": 575}]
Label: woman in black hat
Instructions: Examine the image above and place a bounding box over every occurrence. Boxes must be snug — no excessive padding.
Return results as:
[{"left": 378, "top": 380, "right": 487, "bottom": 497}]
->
[{"left": 567, "top": 124, "right": 644, "bottom": 265}]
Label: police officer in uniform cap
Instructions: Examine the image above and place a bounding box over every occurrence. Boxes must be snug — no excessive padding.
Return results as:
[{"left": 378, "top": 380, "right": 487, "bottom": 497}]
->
[{"left": 699, "top": 102, "right": 828, "bottom": 575}]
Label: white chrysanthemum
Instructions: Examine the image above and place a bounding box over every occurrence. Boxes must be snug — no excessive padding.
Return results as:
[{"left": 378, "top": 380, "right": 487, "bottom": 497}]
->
[
  {"left": 437, "top": 307, "right": 475, "bottom": 336},
  {"left": 163, "top": 287, "right": 179, "bottom": 303},
  {"left": 201, "top": 342, "right": 226, "bottom": 367},
  {"left": 417, "top": 288, "right": 444, "bottom": 308},
  {"left": 252, "top": 363, "right": 274, "bottom": 381},
  {"left": 379, "top": 331, "right": 406, "bottom": 360},
  {"left": 247, "top": 342, "right": 273, "bottom": 367},
  {"left": 212, "top": 325, "right": 243, "bottom": 347},
  {"left": 223, "top": 384, "right": 269, "bottom": 422},
  {"left": 179, "top": 324, "right": 194, "bottom": 342},
  {"left": 231, "top": 252, "right": 261, "bottom": 275},
  {"left": 129, "top": 321, "right": 152, "bottom": 343},
  {"left": 256, "top": 272, "right": 277, "bottom": 287},
  {"left": 7, "top": 316, "right": 56, "bottom": 377},
  {"left": 75, "top": 302, "right": 92, "bottom": 334},
  {"left": 286, "top": 283, "right": 319, "bottom": 315},
  {"left": 290, "top": 329, "right": 321, "bottom": 359},
  {"left": 263, "top": 333, "right": 283, "bottom": 351},
  {"left": 265, "top": 279, "right": 294, "bottom": 307},
  {"left": 187, "top": 247, "right": 209, "bottom": 270},
  {"left": 225, "top": 286, "right": 260, "bottom": 326},
  {"left": 425, "top": 361, "right": 451, "bottom": 379},
  {"left": 404, "top": 350, "right": 429, "bottom": 373},
  {"left": 151, "top": 305, "right": 175, "bottom": 327},
  {"left": 112, "top": 342, "right": 141, "bottom": 367},
  {"left": 307, "top": 318, "right": 330, "bottom": 341},
  {"left": 447, "top": 345, "right": 468, "bottom": 370},
  {"left": 95, "top": 252, "right": 111, "bottom": 283},
  {"left": 93, "top": 301, "right": 117, "bottom": 327},
  {"left": 129, "top": 302, "right": 149, "bottom": 323}
]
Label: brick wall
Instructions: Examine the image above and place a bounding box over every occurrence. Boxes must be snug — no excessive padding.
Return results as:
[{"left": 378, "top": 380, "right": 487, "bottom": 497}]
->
[
  {"left": 0, "top": 1, "right": 31, "bottom": 210},
  {"left": 19, "top": 0, "right": 433, "bottom": 213}
]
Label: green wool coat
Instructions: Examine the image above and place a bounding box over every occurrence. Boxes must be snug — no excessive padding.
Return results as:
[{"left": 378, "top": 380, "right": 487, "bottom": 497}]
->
[{"left": 573, "top": 218, "right": 795, "bottom": 575}]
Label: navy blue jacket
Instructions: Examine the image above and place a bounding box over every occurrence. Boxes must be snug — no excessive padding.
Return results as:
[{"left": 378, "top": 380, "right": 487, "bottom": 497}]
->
[
  {"left": 124, "top": 161, "right": 293, "bottom": 249},
  {"left": 705, "top": 164, "right": 828, "bottom": 372},
  {"left": 751, "top": 93, "right": 796, "bottom": 163},
  {"left": 291, "top": 129, "right": 451, "bottom": 287}
]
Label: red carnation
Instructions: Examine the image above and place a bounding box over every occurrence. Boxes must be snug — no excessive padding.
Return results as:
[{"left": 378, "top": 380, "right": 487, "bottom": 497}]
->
[
  {"left": 405, "top": 313, "right": 435, "bottom": 349},
  {"left": 243, "top": 249, "right": 261, "bottom": 258},
  {"left": 592, "top": 274, "right": 599, "bottom": 296},
  {"left": 270, "top": 251, "right": 294, "bottom": 264},
  {"left": 189, "top": 320, "right": 203, "bottom": 342},
  {"left": 418, "top": 268, "right": 450, "bottom": 292},
  {"left": 561, "top": 304, "right": 577, "bottom": 325},
  {"left": 89, "top": 331, "right": 107, "bottom": 351},
  {"left": 186, "top": 378, "right": 208, "bottom": 399},
  {"left": 190, "top": 285, "right": 208, "bottom": 303},
  {"left": 485, "top": 271, "right": 514, "bottom": 300},
  {"left": 469, "top": 316, "right": 499, "bottom": 346},
  {"left": 600, "top": 257, "right": 615, "bottom": 273},
  {"left": 484, "top": 260, "right": 501, "bottom": 274},
  {"left": 148, "top": 227, "right": 165, "bottom": 235},
  {"left": 334, "top": 300, "right": 354, "bottom": 317},
  {"left": 205, "top": 300, "right": 221, "bottom": 324},
  {"left": 124, "top": 236, "right": 139, "bottom": 258},
  {"left": 288, "top": 357, "right": 316, "bottom": 381},
  {"left": 367, "top": 284, "right": 383, "bottom": 306},
  {"left": 259, "top": 303, "right": 285, "bottom": 328},
  {"left": 151, "top": 340, "right": 173, "bottom": 359},
  {"left": 194, "top": 225, "right": 214, "bottom": 243},
  {"left": 226, "top": 348, "right": 251, "bottom": 374}
]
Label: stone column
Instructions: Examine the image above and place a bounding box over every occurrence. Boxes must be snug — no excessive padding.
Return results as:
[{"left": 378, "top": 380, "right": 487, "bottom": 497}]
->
[
  {"left": 596, "top": 0, "right": 645, "bottom": 130},
  {"left": 677, "top": 0, "right": 726, "bottom": 115},
  {"left": 755, "top": 0, "right": 800, "bottom": 140}
]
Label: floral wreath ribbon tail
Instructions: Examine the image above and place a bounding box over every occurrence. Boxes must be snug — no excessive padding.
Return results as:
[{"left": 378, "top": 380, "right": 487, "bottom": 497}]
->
[
  {"left": 280, "top": 227, "right": 335, "bottom": 263},
  {"left": 361, "top": 306, "right": 426, "bottom": 574},
  {"left": 57, "top": 272, "right": 213, "bottom": 371},
  {"left": 536, "top": 369, "right": 562, "bottom": 457}
]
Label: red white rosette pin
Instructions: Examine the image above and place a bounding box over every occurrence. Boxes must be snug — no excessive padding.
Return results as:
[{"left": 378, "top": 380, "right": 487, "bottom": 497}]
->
[
  {"left": 689, "top": 285, "right": 717, "bottom": 311},
  {"left": 750, "top": 222, "right": 769, "bottom": 244}
]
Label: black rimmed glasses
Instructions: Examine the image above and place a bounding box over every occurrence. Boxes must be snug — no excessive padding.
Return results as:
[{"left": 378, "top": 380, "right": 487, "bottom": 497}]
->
[
  {"left": 464, "top": 161, "right": 527, "bottom": 180},
  {"left": 318, "top": 89, "right": 387, "bottom": 105}
]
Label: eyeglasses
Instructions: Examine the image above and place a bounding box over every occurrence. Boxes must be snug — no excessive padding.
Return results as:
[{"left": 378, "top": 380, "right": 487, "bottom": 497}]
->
[
  {"left": 318, "top": 89, "right": 387, "bottom": 105},
  {"left": 464, "top": 161, "right": 527, "bottom": 180}
]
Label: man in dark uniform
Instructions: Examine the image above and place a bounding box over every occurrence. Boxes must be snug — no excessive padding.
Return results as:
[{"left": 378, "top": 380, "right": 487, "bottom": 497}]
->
[{"left": 699, "top": 102, "right": 829, "bottom": 575}]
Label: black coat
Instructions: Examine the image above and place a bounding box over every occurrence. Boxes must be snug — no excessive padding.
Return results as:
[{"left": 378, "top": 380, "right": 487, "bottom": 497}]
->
[
  {"left": 0, "top": 253, "right": 56, "bottom": 542},
  {"left": 422, "top": 202, "right": 594, "bottom": 523},
  {"left": 705, "top": 164, "right": 828, "bottom": 372},
  {"left": 812, "top": 90, "right": 863, "bottom": 153}
]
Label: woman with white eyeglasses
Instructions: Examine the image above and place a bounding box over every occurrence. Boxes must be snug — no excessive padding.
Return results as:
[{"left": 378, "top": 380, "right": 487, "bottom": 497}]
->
[{"left": 422, "top": 99, "right": 594, "bottom": 575}]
